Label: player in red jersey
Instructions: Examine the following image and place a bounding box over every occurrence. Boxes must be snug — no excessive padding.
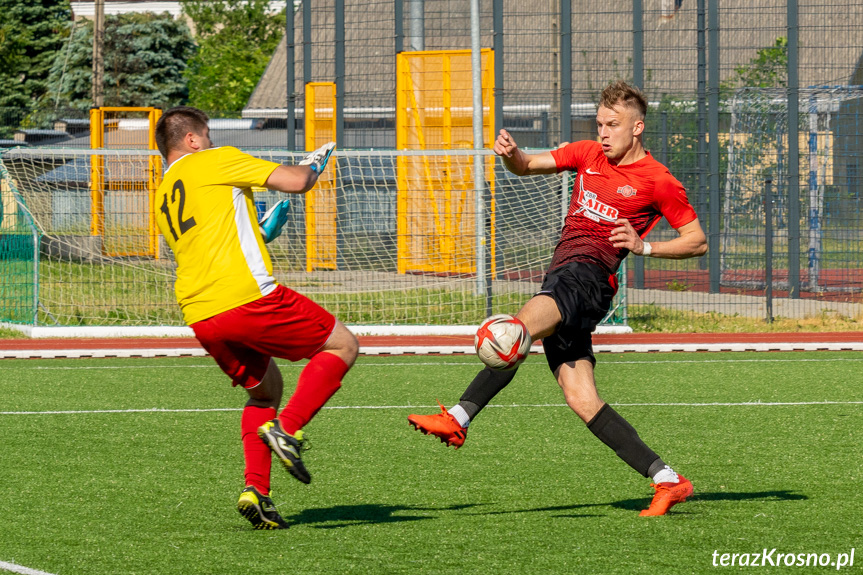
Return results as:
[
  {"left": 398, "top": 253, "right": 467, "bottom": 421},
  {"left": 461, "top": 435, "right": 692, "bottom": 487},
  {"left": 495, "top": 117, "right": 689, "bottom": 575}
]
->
[{"left": 408, "top": 81, "right": 706, "bottom": 516}]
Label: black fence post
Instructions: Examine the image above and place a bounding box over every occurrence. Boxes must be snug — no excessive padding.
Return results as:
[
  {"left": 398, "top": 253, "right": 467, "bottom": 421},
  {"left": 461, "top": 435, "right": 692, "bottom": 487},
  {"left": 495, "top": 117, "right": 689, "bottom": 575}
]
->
[
  {"left": 697, "top": 0, "right": 708, "bottom": 270},
  {"left": 494, "top": 0, "right": 504, "bottom": 281},
  {"left": 632, "top": 0, "right": 645, "bottom": 290},
  {"left": 787, "top": 0, "right": 801, "bottom": 298},
  {"left": 707, "top": 0, "right": 720, "bottom": 293},
  {"left": 560, "top": 0, "right": 572, "bottom": 144},
  {"left": 494, "top": 0, "right": 503, "bottom": 138},
  {"left": 286, "top": 2, "right": 295, "bottom": 151},
  {"left": 765, "top": 177, "right": 774, "bottom": 323},
  {"left": 303, "top": 0, "right": 311, "bottom": 139},
  {"left": 395, "top": 0, "right": 403, "bottom": 53},
  {"left": 335, "top": 0, "right": 346, "bottom": 270},
  {"left": 660, "top": 110, "right": 669, "bottom": 166}
]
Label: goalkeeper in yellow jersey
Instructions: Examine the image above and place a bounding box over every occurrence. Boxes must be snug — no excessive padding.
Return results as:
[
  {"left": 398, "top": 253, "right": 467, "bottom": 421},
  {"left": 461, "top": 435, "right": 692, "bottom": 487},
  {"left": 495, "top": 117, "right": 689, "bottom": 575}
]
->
[{"left": 154, "top": 106, "right": 358, "bottom": 530}]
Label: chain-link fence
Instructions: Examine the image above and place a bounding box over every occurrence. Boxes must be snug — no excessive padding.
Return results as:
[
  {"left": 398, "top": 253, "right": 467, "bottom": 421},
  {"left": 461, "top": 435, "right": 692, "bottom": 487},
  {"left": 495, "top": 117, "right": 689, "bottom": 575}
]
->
[{"left": 2, "top": 0, "right": 862, "bottom": 327}]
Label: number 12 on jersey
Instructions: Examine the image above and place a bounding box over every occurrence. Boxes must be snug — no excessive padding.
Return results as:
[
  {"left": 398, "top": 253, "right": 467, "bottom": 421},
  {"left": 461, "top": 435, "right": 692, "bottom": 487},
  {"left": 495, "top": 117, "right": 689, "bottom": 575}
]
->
[{"left": 159, "top": 179, "right": 197, "bottom": 241}]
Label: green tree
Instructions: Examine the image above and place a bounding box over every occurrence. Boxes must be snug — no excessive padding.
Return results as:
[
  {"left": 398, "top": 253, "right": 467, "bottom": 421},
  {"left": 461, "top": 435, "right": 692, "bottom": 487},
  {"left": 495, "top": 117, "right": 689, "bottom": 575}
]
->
[
  {"left": 721, "top": 36, "right": 788, "bottom": 93},
  {"left": 645, "top": 37, "right": 789, "bottom": 214},
  {"left": 182, "top": 0, "right": 285, "bottom": 114},
  {"left": 46, "top": 12, "right": 196, "bottom": 111},
  {"left": 0, "top": 0, "right": 72, "bottom": 108},
  {"left": 0, "top": 24, "right": 28, "bottom": 72}
]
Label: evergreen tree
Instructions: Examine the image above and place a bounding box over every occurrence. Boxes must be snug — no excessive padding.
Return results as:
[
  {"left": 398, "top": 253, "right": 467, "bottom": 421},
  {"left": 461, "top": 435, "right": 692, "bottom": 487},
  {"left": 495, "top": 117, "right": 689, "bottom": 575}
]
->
[
  {"left": 182, "top": 0, "right": 285, "bottom": 114},
  {"left": 46, "top": 12, "right": 196, "bottom": 111},
  {"left": 0, "top": 0, "right": 72, "bottom": 108},
  {"left": 0, "top": 24, "right": 28, "bottom": 73}
]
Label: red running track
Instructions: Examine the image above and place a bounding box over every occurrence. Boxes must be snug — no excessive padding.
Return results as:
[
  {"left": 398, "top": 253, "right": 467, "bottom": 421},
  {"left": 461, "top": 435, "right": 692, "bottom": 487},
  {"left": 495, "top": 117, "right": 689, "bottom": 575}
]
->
[{"left": 1, "top": 332, "right": 861, "bottom": 351}]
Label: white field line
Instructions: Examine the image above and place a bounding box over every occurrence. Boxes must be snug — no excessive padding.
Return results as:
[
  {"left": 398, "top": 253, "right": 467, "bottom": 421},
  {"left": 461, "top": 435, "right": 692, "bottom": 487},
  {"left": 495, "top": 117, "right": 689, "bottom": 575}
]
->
[
  {"left": 3, "top": 401, "right": 863, "bottom": 416},
  {"left": 0, "top": 349, "right": 209, "bottom": 360},
  {"left": 3, "top": 356, "right": 863, "bottom": 370},
  {"left": 3, "top": 340, "right": 863, "bottom": 359},
  {"left": 0, "top": 561, "right": 58, "bottom": 575}
]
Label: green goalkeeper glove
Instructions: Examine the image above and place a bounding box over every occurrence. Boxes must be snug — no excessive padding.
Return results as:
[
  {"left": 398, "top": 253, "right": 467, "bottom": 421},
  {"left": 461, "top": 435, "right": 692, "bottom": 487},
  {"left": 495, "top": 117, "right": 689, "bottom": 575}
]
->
[
  {"left": 299, "top": 142, "right": 336, "bottom": 174},
  {"left": 259, "top": 199, "right": 292, "bottom": 243}
]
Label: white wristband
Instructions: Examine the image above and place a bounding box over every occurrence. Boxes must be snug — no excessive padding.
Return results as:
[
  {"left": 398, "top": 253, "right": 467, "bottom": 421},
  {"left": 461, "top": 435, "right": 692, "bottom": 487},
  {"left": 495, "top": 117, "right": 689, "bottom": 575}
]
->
[{"left": 642, "top": 242, "right": 652, "bottom": 257}]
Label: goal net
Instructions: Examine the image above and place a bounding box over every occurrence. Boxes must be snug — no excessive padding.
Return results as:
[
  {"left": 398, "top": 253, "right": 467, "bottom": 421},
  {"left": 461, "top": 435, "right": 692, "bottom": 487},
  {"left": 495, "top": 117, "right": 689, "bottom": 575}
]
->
[
  {"left": 0, "top": 147, "right": 627, "bottom": 329},
  {"left": 723, "top": 86, "right": 863, "bottom": 292}
]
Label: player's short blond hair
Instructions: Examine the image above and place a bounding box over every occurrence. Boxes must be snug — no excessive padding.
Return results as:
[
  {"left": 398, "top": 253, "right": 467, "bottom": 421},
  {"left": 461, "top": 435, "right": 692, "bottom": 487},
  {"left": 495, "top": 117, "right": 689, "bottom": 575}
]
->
[
  {"left": 600, "top": 81, "right": 647, "bottom": 120},
  {"left": 155, "top": 106, "right": 210, "bottom": 158}
]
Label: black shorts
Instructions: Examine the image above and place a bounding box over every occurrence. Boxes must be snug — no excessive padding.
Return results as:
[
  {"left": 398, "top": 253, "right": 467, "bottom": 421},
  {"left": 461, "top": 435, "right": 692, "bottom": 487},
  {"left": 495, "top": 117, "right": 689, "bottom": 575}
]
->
[{"left": 535, "top": 261, "right": 616, "bottom": 372}]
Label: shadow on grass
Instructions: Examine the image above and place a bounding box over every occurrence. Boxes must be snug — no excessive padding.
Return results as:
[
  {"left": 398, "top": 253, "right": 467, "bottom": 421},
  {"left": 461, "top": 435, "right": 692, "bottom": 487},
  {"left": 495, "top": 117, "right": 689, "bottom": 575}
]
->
[
  {"left": 287, "top": 503, "right": 481, "bottom": 529},
  {"left": 609, "top": 489, "right": 809, "bottom": 512},
  {"left": 470, "top": 490, "right": 808, "bottom": 516},
  {"left": 283, "top": 491, "right": 808, "bottom": 528}
]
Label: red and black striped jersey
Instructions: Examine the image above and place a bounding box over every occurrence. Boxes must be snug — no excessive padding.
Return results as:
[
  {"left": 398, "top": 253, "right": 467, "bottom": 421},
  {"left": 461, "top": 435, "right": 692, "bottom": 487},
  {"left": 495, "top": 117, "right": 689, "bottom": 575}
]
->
[{"left": 549, "top": 140, "right": 698, "bottom": 274}]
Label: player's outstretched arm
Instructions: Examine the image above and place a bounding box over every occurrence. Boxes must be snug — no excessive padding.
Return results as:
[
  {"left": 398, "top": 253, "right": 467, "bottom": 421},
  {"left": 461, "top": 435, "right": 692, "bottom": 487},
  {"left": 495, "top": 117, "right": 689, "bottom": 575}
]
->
[
  {"left": 264, "top": 143, "right": 337, "bottom": 194},
  {"left": 609, "top": 218, "right": 707, "bottom": 259},
  {"left": 493, "top": 129, "right": 557, "bottom": 176},
  {"left": 265, "top": 164, "right": 318, "bottom": 193}
]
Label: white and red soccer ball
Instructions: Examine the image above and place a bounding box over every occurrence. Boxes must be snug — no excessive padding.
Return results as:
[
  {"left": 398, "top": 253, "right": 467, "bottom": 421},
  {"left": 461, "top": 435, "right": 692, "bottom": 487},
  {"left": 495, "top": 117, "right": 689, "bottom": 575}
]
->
[{"left": 474, "top": 314, "right": 531, "bottom": 370}]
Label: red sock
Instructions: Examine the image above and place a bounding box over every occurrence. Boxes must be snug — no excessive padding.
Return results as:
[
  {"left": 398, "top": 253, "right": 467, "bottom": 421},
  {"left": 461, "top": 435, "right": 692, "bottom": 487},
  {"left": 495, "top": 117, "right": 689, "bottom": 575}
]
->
[
  {"left": 241, "top": 405, "right": 276, "bottom": 495},
  {"left": 279, "top": 352, "right": 349, "bottom": 434}
]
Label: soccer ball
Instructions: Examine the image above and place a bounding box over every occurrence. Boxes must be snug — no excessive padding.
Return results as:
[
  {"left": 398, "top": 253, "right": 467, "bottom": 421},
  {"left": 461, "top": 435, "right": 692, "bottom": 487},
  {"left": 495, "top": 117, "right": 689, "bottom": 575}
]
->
[{"left": 474, "top": 314, "right": 531, "bottom": 370}]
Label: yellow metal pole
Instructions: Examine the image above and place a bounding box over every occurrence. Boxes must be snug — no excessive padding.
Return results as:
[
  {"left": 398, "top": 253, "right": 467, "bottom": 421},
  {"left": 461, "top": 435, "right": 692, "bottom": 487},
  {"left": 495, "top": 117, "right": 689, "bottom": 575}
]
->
[
  {"left": 443, "top": 55, "right": 452, "bottom": 149},
  {"left": 396, "top": 55, "right": 408, "bottom": 273},
  {"left": 89, "top": 107, "right": 104, "bottom": 238},
  {"left": 396, "top": 50, "right": 496, "bottom": 275},
  {"left": 484, "top": 50, "right": 496, "bottom": 149},
  {"left": 407, "top": 64, "right": 444, "bottom": 272},
  {"left": 148, "top": 108, "right": 162, "bottom": 258},
  {"left": 304, "top": 84, "right": 317, "bottom": 272},
  {"left": 485, "top": 52, "right": 496, "bottom": 274},
  {"left": 442, "top": 54, "right": 454, "bottom": 270},
  {"left": 303, "top": 82, "right": 338, "bottom": 272},
  {"left": 327, "top": 87, "right": 337, "bottom": 270}
]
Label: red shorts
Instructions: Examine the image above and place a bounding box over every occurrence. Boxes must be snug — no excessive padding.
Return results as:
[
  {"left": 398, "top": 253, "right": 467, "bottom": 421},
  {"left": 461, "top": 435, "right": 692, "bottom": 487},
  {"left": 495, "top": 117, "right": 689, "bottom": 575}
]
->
[{"left": 191, "top": 285, "right": 336, "bottom": 389}]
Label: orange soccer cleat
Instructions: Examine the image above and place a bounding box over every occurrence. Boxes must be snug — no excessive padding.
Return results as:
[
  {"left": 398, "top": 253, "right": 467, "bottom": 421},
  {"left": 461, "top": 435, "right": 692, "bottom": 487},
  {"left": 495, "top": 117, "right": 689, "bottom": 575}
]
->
[
  {"left": 639, "top": 475, "right": 693, "bottom": 516},
  {"left": 407, "top": 402, "right": 468, "bottom": 449}
]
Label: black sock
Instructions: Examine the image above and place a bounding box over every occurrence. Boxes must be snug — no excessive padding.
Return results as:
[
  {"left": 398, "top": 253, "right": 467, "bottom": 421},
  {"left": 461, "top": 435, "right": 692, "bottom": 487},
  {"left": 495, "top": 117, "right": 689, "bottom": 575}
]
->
[
  {"left": 457, "top": 366, "right": 518, "bottom": 420},
  {"left": 586, "top": 403, "right": 662, "bottom": 478},
  {"left": 647, "top": 458, "right": 669, "bottom": 479}
]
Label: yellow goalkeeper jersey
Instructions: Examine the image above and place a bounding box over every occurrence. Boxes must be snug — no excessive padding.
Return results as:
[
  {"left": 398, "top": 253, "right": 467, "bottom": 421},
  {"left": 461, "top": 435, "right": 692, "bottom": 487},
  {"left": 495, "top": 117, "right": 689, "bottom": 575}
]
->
[{"left": 155, "top": 146, "right": 282, "bottom": 325}]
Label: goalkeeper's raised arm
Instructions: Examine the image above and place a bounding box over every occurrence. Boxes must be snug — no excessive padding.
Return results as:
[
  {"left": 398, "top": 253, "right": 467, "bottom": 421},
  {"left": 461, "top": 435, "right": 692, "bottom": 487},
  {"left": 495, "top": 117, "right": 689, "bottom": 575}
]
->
[
  {"left": 493, "top": 129, "right": 558, "bottom": 176},
  {"left": 265, "top": 142, "right": 336, "bottom": 194}
]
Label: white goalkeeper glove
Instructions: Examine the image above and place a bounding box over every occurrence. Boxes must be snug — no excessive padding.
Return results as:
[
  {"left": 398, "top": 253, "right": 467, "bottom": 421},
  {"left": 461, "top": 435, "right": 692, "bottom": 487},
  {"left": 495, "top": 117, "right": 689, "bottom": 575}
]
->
[
  {"left": 259, "top": 199, "right": 292, "bottom": 243},
  {"left": 299, "top": 142, "right": 336, "bottom": 174}
]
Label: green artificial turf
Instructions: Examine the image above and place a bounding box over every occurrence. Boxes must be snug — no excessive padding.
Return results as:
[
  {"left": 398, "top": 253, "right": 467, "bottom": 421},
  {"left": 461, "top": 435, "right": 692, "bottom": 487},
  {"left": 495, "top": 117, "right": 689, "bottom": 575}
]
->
[{"left": 1, "top": 352, "right": 861, "bottom": 574}]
